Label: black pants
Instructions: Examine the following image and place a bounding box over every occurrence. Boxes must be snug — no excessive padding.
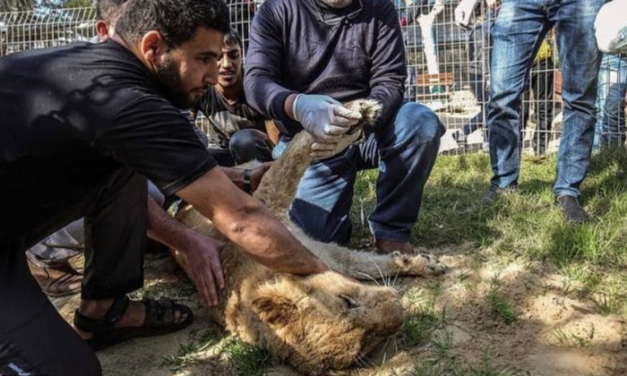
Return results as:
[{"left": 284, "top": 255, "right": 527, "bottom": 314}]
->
[
  {"left": 0, "top": 166, "right": 147, "bottom": 375},
  {"left": 209, "top": 128, "right": 274, "bottom": 167},
  {"left": 521, "top": 58, "right": 555, "bottom": 153}
]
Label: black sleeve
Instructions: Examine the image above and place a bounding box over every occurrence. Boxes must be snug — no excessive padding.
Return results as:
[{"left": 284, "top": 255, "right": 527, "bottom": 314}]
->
[
  {"left": 368, "top": 0, "right": 407, "bottom": 128},
  {"left": 96, "top": 96, "right": 217, "bottom": 196},
  {"left": 244, "top": 3, "right": 298, "bottom": 123}
]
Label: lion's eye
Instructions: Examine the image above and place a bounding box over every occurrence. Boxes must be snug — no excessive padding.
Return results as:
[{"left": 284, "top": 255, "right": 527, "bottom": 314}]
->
[{"left": 340, "top": 295, "right": 359, "bottom": 309}]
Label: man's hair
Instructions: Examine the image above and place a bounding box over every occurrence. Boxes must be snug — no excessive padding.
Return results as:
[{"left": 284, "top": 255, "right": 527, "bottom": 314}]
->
[
  {"left": 223, "top": 28, "right": 243, "bottom": 50},
  {"left": 115, "top": 0, "right": 230, "bottom": 49},
  {"left": 96, "top": 0, "right": 128, "bottom": 24}
]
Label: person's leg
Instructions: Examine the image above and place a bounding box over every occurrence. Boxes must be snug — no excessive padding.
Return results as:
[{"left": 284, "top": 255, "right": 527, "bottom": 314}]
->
[
  {"left": 229, "top": 128, "right": 275, "bottom": 164},
  {"left": 520, "top": 84, "right": 531, "bottom": 151},
  {"left": 599, "top": 54, "right": 627, "bottom": 147},
  {"left": 530, "top": 58, "right": 555, "bottom": 155},
  {"left": 1, "top": 233, "right": 101, "bottom": 376},
  {"left": 290, "top": 102, "right": 443, "bottom": 252},
  {"left": 552, "top": 0, "right": 605, "bottom": 200},
  {"left": 460, "top": 73, "right": 487, "bottom": 138},
  {"left": 76, "top": 168, "right": 192, "bottom": 347},
  {"left": 81, "top": 168, "right": 147, "bottom": 300},
  {"left": 596, "top": 54, "right": 611, "bottom": 149},
  {"left": 289, "top": 153, "right": 358, "bottom": 246},
  {"left": 25, "top": 219, "right": 84, "bottom": 268},
  {"left": 487, "top": 1, "right": 551, "bottom": 191},
  {"left": 367, "top": 102, "right": 444, "bottom": 251}
]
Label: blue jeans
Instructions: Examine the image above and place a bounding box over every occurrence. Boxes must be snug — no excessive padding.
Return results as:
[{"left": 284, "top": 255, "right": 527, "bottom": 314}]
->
[
  {"left": 487, "top": 0, "right": 606, "bottom": 197},
  {"left": 595, "top": 54, "right": 627, "bottom": 148},
  {"left": 279, "top": 102, "right": 444, "bottom": 245}
]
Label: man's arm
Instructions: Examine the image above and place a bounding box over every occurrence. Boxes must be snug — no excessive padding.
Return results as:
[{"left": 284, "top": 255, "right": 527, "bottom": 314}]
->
[
  {"left": 367, "top": 1, "right": 406, "bottom": 128},
  {"left": 244, "top": 4, "right": 299, "bottom": 124},
  {"left": 177, "top": 167, "right": 328, "bottom": 276},
  {"left": 146, "top": 196, "right": 225, "bottom": 307}
]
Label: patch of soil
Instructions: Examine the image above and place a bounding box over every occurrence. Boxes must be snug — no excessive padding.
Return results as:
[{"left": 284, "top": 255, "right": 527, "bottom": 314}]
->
[{"left": 53, "top": 250, "right": 626, "bottom": 376}]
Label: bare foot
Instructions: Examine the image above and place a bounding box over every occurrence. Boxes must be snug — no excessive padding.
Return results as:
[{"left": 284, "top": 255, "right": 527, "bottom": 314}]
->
[
  {"left": 374, "top": 238, "right": 415, "bottom": 255},
  {"left": 75, "top": 298, "right": 183, "bottom": 340}
]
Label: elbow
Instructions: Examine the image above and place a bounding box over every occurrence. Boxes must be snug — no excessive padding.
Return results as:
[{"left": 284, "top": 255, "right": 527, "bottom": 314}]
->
[{"left": 225, "top": 199, "right": 268, "bottom": 235}]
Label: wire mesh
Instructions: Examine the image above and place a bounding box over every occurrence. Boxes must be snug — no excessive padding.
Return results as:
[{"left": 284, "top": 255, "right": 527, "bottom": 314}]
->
[{"left": 0, "top": 0, "right": 625, "bottom": 156}]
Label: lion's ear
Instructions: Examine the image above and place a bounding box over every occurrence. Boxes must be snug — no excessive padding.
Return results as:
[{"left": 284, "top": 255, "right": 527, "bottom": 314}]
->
[{"left": 251, "top": 295, "right": 297, "bottom": 328}]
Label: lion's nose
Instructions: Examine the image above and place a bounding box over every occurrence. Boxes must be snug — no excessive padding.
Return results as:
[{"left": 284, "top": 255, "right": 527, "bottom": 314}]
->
[{"left": 376, "top": 302, "right": 405, "bottom": 336}]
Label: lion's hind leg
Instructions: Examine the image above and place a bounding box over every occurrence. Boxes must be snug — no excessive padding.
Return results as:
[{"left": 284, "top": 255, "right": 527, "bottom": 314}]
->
[
  {"left": 332, "top": 250, "right": 447, "bottom": 281},
  {"left": 290, "top": 225, "right": 446, "bottom": 280}
]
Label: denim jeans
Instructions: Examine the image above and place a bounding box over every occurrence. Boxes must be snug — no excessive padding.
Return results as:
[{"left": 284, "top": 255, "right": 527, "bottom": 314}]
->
[
  {"left": 277, "top": 102, "right": 444, "bottom": 245},
  {"left": 595, "top": 54, "right": 627, "bottom": 148},
  {"left": 487, "top": 0, "right": 606, "bottom": 197}
]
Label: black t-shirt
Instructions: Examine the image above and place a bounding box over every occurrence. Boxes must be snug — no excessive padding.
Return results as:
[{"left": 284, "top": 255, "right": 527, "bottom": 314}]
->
[
  {"left": 0, "top": 40, "right": 216, "bottom": 233},
  {"left": 195, "top": 85, "right": 267, "bottom": 149}
]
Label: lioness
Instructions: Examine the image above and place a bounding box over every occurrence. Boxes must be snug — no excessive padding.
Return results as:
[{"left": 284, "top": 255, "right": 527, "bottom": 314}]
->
[{"left": 174, "top": 100, "right": 446, "bottom": 375}]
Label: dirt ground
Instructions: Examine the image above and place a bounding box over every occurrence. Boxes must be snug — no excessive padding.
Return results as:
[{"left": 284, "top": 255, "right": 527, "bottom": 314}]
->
[{"left": 54, "top": 245, "right": 627, "bottom": 376}]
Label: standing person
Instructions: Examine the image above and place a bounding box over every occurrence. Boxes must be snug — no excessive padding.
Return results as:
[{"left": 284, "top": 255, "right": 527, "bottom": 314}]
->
[
  {"left": 245, "top": 0, "right": 445, "bottom": 255},
  {"left": 520, "top": 37, "right": 555, "bottom": 157},
  {"left": 0, "top": 1, "right": 328, "bottom": 375},
  {"left": 595, "top": 53, "right": 627, "bottom": 148},
  {"left": 456, "top": 0, "right": 607, "bottom": 223},
  {"left": 194, "top": 29, "right": 274, "bottom": 167},
  {"left": 452, "top": 0, "right": 498, "bottom": 147}
]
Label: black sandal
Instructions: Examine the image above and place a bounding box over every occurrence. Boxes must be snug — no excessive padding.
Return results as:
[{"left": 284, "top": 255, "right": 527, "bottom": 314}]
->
[{"left": 74, "top": 296, "right": 193, "bottom": 351}]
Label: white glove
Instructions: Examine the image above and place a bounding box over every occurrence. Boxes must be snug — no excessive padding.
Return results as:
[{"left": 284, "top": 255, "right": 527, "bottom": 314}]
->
[
  {"left": 292, "top": 94, "right": 362, "bottom": 141},
  {"left": 310, "top": 129, "right": 363, "bottom": 160},
  {"left": 454, "top": 0, "right": 480, "bottom": 30}
]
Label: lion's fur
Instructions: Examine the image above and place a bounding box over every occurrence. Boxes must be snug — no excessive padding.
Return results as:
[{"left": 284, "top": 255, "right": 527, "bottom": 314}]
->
[{"left": 174, "top": 99, "right": 445, "bottom": 375}]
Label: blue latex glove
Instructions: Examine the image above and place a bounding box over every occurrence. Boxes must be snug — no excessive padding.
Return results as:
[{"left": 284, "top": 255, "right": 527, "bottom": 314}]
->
[{"left": 292, "top": 94, "right": 362, "bottom": 141}]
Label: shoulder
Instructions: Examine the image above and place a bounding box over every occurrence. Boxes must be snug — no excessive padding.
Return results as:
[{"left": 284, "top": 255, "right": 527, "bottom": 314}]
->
[
  {"left": 255, "top": 0, "right": 305, "bottom": 20},
  {"left": 196, "top": 86, "right": 224, "bottom": 115}
]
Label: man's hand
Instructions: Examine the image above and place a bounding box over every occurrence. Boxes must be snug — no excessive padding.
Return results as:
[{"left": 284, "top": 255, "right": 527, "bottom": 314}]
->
[
  {"left": 250, "top": 162, "right": 272, "bottom": 193},
  {"left": 292, "top": 94, "right": 362, "bottom": 140},
  {"left": 455, "top": 0, "right": 480, "bottom": 30},
  {"left": 176, "top": 233, "right": 225, "bottom": 307}
]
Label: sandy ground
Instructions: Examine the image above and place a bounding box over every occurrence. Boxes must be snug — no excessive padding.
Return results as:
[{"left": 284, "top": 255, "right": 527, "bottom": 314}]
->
[{"left": 53, "top": 244, "right": 627, "bottom": 376}]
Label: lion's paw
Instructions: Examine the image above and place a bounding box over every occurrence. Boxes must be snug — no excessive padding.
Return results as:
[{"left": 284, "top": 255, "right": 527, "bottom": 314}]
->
[{"left": 390, "top": 251, "right": 447, "bottom": 276}]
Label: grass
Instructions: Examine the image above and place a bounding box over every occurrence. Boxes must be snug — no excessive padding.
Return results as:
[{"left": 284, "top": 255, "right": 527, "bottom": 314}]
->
[
  {"left": 159, "top": 329, "right": 217, "bottom": 370},
  {"left": 354, "top": 148, "right": 627, "bottom": 316},
  {"left": 165, "top": 148, "right": 627, "bottom": 375},
  {"left": 401, "top": 285, "right": 446, "bottom": 347},
  {"left": 485, "top": 277, "right": 519, "bottom": 325},
  {"left": 222, "top": 337, "right": 271, "bottom": 376},
  {"left": 411, "top": 336, "right": 530, "bottom": 376}
]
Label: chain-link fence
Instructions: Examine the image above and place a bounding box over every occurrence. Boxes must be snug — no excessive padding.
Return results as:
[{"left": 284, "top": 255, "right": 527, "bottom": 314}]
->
[{"left": 1, "top": 0, "right": 625, "bottom": 156}]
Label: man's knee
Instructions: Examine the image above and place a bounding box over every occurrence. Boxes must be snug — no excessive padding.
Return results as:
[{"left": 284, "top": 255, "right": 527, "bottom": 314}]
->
[
  {"left": 396, "top": 102, "right": 444, "bottom": 145},
  {"left": 229, "top": 129, "right": 273, "bottom": 164}
]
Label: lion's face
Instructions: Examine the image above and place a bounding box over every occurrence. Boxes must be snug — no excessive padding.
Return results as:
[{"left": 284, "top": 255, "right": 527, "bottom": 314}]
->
[{"left": 250, "top": 271, "right": 404, "bottom": 374}]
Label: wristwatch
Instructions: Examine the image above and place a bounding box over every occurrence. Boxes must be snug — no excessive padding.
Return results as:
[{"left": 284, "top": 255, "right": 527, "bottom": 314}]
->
[{"left": 243, "top": 169, "right": 252, "bottom": 194}]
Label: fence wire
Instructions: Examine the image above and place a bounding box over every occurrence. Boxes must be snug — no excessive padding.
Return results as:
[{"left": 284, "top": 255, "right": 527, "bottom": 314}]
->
[{"left": 0, "top": 0, "right": 625, "bottom": 156}]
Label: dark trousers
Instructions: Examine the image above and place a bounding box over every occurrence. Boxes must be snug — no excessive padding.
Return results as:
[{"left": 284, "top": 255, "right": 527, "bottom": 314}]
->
[
  {"left": 208, "top": 128, "right": 274, "bottom": 167},
  {"left": 521, "top": 58, "right": 555, "bottom": 154},
  {"left": 1, "top": 166, "right": 147, "bottom": 375}
]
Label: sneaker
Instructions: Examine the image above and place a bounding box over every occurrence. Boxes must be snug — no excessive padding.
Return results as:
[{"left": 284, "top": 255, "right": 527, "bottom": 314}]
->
[
  {"left": 463, "top": 187, "right": 511, "bottom": 214},
  {"left": 556, "top": 195, "right": 590, "bottom": 224}
]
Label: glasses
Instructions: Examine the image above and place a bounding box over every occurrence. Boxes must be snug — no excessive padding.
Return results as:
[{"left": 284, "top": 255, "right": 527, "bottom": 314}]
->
[{"left": 313, "top": 0, "right": 364, "bottom": 26}]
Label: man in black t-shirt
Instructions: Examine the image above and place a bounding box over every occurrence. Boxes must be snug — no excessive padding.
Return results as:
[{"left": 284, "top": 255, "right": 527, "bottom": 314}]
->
[
  {"left": 0, "top": 1, "right": 327, "bottom": 375},
  {"left": 194, "top": 29, "right": 274, "bottom": 166}
]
